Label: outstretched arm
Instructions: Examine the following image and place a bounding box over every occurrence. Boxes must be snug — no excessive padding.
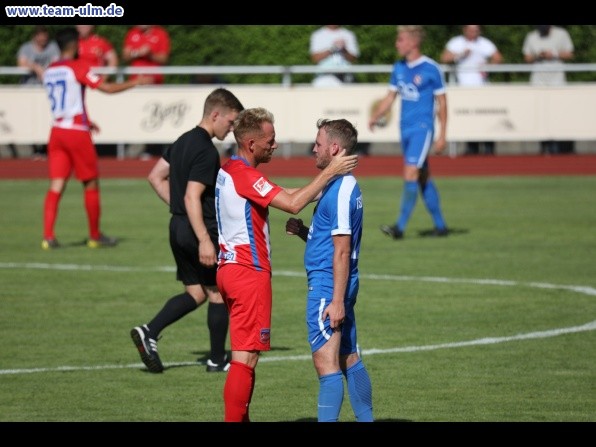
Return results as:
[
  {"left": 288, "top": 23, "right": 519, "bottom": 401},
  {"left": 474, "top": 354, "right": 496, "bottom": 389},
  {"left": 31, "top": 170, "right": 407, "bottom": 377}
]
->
[{"left": 96, "top": 75, "right": 151, "bottom": 94}]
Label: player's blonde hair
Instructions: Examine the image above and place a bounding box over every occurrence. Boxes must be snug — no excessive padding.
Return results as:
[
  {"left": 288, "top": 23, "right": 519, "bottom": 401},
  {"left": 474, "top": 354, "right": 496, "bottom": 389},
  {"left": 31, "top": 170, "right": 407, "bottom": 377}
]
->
[
  {"left": 233, "top": 107, "right": 275, "bottom": 143},
  {"left": 397, "top": 25, "right": 425, "bottom": 43}
]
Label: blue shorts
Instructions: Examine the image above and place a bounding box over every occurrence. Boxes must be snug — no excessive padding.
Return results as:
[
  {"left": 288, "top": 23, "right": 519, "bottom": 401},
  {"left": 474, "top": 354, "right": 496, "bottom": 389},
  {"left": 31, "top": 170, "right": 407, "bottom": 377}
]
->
[
  {"left": 401, "top": 125, "right": 433, "bottom": 169},
  {"left": 306, "top": 278, "right": 359, "bottom": 355}
]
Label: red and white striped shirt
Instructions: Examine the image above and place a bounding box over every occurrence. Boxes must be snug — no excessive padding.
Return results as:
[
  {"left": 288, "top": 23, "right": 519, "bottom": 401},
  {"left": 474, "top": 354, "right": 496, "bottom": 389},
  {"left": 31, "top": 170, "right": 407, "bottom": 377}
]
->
[{"left": 215, "top": 156, "right": 283, "bottom": 273}]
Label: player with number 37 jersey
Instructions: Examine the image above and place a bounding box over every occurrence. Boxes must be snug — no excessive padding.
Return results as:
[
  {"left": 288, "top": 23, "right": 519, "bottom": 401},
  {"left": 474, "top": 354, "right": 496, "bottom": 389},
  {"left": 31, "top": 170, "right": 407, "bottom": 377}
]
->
[
  {"left": 44, "top": 59, "right": 102, "bottom": 132},
  {"left": 40, "top": 27, "right": 148, "bottom": 251}
]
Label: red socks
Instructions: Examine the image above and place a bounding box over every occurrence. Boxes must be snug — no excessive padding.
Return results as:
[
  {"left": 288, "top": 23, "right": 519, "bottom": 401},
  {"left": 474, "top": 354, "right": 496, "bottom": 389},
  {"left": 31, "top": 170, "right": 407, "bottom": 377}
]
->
[
  {"left": 43, "top": 190, "right": 61, "bottom": 239},
  {"left": 223, "top": 360, "right": 255, "bottom": 422},
  {"left": 43, "top": 188, "right": 102, "bottom": 240},
  {"left": 84, "top": 188, "right": 101, "bottom": 240}
]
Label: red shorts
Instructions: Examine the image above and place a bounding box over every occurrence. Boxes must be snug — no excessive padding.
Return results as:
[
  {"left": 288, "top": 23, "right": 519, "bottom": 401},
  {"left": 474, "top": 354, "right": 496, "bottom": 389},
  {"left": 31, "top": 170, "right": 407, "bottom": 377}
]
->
[
  {"left": 216, "top": 264, "right": 272, "bottom": 352},
  {"left": 47, "top": 127, "right": 98, "bottom": 181}
]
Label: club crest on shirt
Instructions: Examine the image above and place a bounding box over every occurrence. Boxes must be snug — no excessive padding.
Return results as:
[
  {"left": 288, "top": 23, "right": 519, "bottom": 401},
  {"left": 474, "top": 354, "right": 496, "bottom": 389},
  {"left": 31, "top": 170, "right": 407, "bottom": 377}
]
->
[
  {"left": 260, "top": 328, "right": 270, "bottom": 343},
  {"left": 253, "top": 177, "right": 274, "bottom": 197},
  {"left": 85, "top": 72, "right": 101, "bottom": 84},
  {"left": 413, "top": 74, "right": 422, "bottom": 85}
]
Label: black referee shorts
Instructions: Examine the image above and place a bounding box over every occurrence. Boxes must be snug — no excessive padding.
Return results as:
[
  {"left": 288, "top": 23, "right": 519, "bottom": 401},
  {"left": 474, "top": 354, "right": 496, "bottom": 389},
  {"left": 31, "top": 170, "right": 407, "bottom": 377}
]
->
[{"left": 169, "top": 214, "right": 218, "bottom": 286}]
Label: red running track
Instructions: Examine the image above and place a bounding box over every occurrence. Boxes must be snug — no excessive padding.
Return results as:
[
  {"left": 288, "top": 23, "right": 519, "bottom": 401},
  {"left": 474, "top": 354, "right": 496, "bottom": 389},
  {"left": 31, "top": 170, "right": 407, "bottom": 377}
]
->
[{"left": 1, "top": 154, "right": 595, "bottom": 179}]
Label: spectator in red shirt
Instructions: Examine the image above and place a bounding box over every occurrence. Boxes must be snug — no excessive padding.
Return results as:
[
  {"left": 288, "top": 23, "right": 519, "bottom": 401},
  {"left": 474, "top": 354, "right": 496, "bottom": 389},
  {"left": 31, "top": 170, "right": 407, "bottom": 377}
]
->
[
  {"left": 76, "top": 25, "right": 118, "bottom": 81},
  {"left": 122, "top": 25, "right": 171, "bottom": 158},
  {"left": 77, "top": 25, "right": 120, "bottom": 157},
  {"left": 122, "top": 25, "right": 171, "bottom": 85}
]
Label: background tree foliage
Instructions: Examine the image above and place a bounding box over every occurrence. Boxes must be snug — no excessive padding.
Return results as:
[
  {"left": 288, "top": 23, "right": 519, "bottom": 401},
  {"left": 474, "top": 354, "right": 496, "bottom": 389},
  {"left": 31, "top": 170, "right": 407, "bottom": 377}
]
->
[{"left": 1, "top": 25, "right": 595, "bottom": 84}]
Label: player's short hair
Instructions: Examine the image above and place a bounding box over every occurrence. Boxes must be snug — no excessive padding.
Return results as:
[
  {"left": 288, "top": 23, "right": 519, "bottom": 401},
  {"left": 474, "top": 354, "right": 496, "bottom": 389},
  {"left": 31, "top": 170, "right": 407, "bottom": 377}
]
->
[
  {"left": 316, "top": 118, "right": 358, "bottom": 154},
  {"left": 203, "top": 88, "right": 244, "bottom": 117},
  {"left": 233, "top": 107, "right": 274, "bottom": 143},
  {"left": 397, "top": 25, "right": 425, "bottom": 43},
  {"left": 55, "top": 27, "right": 79, "bottom": 52}
]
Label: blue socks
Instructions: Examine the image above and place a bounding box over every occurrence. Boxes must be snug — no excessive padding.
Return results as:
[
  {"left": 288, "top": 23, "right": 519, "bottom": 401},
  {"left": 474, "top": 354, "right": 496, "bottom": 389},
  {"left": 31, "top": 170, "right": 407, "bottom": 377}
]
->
[
  {"left": 318, "top": 370, "right": 344, "bottom": 422},
  {"left": 318, "top": 360, "right": 374, "bottom": 422},
  {"left": 420, "top": 179, "right": 447, "bottom": 230},
  {"left": 397, "top": 180, "right": 418, "bottom": 231},
  {"left": 344, "top": 359, "right": 374, "bottom": 422},
  {"left": 397, "top": 179, "right": 447, "bottom": 232}
]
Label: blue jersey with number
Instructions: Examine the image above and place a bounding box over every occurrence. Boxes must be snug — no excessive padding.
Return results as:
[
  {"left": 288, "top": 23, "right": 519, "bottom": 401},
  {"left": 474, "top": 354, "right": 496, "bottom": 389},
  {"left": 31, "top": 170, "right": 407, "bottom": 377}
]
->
[{"left": 389, "top": 55, "right": 446, "bottom": 131}]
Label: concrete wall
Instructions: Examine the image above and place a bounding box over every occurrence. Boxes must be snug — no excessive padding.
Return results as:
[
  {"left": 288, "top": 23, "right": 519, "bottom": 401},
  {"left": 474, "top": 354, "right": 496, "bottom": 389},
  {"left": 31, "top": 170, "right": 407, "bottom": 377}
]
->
[{"left": 2, "top": 83, "right": 596, "bottom": 157}]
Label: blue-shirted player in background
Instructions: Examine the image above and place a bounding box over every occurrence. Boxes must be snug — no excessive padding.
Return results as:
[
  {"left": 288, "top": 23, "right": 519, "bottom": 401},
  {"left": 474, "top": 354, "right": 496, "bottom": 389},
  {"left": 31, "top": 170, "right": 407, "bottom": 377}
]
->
[
  {"left": 286, "top": 118, "right": 373, "bottom": 422},
  {"left": 369, "top": 25, "right": 449, "bottom": 239}
]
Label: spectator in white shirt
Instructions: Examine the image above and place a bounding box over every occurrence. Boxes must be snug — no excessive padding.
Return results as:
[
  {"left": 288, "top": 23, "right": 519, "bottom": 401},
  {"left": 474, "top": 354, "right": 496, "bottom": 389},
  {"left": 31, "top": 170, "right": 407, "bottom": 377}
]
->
[{"left": 441, "top": 25, "right": 503, "bottom": 155}]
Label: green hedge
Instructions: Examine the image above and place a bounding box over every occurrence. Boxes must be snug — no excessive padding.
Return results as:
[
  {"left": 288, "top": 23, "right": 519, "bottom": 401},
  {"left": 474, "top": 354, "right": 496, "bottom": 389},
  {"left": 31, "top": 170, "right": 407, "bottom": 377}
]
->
[{"left": 2, "top": 25, "right": 595, "bottom": 84}]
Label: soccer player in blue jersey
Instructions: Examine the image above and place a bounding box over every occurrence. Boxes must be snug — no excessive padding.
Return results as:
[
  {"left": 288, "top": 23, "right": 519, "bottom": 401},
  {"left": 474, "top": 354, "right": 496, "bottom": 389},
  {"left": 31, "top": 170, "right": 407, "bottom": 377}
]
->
[
  {"left": 286, "top": 118, "right": 373, "bottom": 422},
  {"left": 369, "top": 25, "right": 449, "bottom": 239}
]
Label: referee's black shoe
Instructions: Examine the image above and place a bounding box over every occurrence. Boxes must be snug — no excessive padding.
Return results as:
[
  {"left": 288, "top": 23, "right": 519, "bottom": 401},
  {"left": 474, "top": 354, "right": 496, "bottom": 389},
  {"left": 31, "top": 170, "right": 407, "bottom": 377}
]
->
[
  {"left": 206, "top": 352, "right": 231, "bottom": 373},
  {"left": 130, "top": 325, "right": 164, "bottom": 373},
  {"left": 380, "top": 225, "right": 403, "bottom": 240}
]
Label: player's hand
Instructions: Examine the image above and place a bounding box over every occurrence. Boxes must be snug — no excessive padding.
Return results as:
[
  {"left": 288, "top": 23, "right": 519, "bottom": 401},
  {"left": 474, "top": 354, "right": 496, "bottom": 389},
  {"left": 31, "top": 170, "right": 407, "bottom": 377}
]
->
[
  {"left": 433, "top": 136, "right": 447, "bottom": 154},
  {"left": 327, "top": 149, "right": 358, "bottom": 176},
  {"left": 89, "top": 121, "right": 100, "bottom": 134},
  {"left": 198, "top": 239, "right": 217, "bottom": 267},
  {"left": 323, "top": 300, "right": 345, "bottom": 330},
  {"left": 285, "top": 218, "right": 303, "bottom": 236}
]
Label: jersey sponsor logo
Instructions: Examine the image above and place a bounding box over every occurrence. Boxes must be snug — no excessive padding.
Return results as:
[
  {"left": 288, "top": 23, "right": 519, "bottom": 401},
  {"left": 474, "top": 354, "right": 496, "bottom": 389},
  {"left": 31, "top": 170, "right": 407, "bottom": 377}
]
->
[
  {"left": 141, "top": 100, "right": 189, "bottom": 131},
  {"left": 260, "top": 328, "right": 270, "bottom": 343},
  {"left": 253, "top": 177, "right": 274, "bottom": 197},
  {"left": 398, "top": 81, "right": 420, "bottom": 101},
  {"left": 220, "top": 251, "right": 235, "bottom": 261}
]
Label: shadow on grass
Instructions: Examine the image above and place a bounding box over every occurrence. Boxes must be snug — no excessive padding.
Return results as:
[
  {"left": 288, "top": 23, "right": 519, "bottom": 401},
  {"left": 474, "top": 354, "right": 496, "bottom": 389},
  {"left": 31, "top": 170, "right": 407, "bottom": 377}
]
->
[
  {"left": 416, "top": 227, "right": 469, "bottom": 238},
  {"left": 48, "top": 237, "right": 127, "bottom": 249},
  {"left": 293, "top": 417, "right": 411, "bottom": 422},
  {"left": 192, "top": 345, "right": 293, "bottom": 361}
]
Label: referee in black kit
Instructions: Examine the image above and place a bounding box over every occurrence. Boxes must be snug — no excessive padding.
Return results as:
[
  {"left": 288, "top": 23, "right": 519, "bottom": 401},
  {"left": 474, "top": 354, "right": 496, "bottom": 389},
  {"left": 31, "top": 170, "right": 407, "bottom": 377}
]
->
[{"left": 130, "top": 88, "right": 244, "bottom": 373}]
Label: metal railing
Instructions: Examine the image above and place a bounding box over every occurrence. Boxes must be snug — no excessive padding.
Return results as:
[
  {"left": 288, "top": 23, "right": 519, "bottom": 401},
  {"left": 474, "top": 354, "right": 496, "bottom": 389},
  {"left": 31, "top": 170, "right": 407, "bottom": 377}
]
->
[{"left": 2, "top": 63, "right": 596, "bottom": 86}]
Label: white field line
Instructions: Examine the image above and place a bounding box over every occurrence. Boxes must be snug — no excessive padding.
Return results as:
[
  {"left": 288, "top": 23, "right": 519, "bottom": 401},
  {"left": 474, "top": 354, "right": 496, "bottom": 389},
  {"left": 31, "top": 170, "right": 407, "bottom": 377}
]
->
[{"left": 0, "top": 262, "right": 595, "bottom": 376}]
